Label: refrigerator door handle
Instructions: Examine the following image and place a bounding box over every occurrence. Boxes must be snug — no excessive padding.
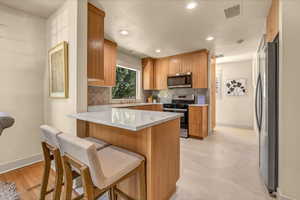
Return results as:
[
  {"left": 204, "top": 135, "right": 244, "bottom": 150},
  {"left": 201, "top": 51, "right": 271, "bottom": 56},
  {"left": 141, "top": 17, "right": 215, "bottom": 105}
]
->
[
  {"left": 259, "top": 75, "right": 263, "bottom": 132},
  {"left": 255, "top": 74, "right": 262, "bottom": 131}
]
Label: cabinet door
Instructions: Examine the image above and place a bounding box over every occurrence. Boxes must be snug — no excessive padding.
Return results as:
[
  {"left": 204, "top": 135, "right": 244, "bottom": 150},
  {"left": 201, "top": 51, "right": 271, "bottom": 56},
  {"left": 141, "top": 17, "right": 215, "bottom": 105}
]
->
[
  {"left": 168, "top": 56, "right": 181, "bottom": 76},
  {"left": 210, "top": 57, "right": 216, "bottom": 130},
  {"left": 266, "top": 0, "right": 279, "bottom": 42},
  {"left": 89, "top": 39, "right": 117, "bottom": 87},
  {"left": 87, "top": 3, "right": 105, "bottom": 80},
  {"left": 192, "top": 51, "right": 208, "bottom": 88},
  {"left": 154, "top": 58, "right": 169, "bottom": 90},
  {"left": 152, "top": 104, "right": 163, "bottom": 111},
  {"left": 180, "top": 53, "right": 193, "bottom": 74},
  {"left": 188, "top": 106, "right": 208, "bottom": 139},
  {"left": 104, "top": 40, "right": 117, "bottom": 86},
  {"left": 142, "top": 58, "right": 155, "bottom": 90},
  {"left": 130, "top": 105, "right": 154, "bottom": 110}
]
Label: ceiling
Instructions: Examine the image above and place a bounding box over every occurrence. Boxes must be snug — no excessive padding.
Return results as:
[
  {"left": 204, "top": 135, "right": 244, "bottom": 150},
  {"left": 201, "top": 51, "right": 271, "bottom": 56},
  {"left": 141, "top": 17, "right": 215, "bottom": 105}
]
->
[
  {"left": 0, "top": 0, "right": 65, "bottom": 18},
  {"left": 99, "top": 0, "right": 271, "bottom": 60},
  {"left": 0, "top": 0, "right": 271, "bottom": 61}
]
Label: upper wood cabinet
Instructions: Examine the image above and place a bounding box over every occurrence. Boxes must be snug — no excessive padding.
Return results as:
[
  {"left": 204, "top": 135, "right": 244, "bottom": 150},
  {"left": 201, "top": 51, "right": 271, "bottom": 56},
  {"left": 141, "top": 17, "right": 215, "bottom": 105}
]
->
[
  {"left": 154, "top": 58, "right": 169, "bottom": 90},
  {"left": 168, "top": 56, "right": 181, "bottom": 75},
  {"left": 142, "top": 58, "right": 155, "bottom": 90},
  {"left": 168, "top": 50, "right": 208, "bottom": 89},
  {"left": 142, "top": 50, "right": 208, "bottom": 90},
  {"left": 180, "top": 53, "right": 194, "bottom": 74},
  {"left": 192, "top": 50, "right": 208, "bottom": 88},
  {"left": 103, "top": 39, "right": 117, "bottom": 86},
  {"left": 87, "top": 3, "right": 105, "bottom": 81},
  {"left": 266, "top": 0, "right": 279, "bottom": 42},
  {"left": 89, "top": 39, "right": 117, "bottom": 87}
]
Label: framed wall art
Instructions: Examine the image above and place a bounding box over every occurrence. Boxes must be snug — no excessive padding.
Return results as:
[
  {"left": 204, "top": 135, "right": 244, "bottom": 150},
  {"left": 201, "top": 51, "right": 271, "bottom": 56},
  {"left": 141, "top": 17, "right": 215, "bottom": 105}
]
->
[
  {"left": 225, "top": 78, "right": 247, "bottom": 96},
  {"left": 48, "top": 41, "right": 68, "bottom": 98}
]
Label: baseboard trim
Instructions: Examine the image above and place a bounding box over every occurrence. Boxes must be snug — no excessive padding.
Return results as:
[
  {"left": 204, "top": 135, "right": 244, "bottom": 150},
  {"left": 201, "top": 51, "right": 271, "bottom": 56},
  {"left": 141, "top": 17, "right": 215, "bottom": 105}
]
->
[
  {"left": 216, "top": 123, "right": 254, "bottom": 130},
  {"left": 277, "top": 188, "right": 294, "bottom": 200},
  {"left": 0, "top": 153, "right": 43, "bottom": 174}
]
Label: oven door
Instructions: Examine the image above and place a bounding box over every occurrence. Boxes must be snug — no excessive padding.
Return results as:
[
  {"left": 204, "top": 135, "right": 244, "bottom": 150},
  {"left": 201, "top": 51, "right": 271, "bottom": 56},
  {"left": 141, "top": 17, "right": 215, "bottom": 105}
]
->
[
  {"left": 163, "top": 108, "right": 189, "bottom": 138},
  {"left": 167, "top": 75, "right": 192, "bottom": 88}
]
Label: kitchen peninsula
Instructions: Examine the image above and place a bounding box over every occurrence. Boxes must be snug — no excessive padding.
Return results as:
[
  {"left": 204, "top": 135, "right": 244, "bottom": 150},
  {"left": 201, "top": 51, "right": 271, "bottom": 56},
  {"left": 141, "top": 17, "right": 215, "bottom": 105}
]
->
[{"left": 71, "top": 108, "right": 181, "bottom": 200}]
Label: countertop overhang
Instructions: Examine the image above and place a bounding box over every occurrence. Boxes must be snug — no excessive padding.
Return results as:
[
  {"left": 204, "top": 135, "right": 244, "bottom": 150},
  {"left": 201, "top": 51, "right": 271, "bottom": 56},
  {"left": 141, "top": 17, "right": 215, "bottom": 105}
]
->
[{"left": 70, "top": 108, "right": 182, "bottom": 131}]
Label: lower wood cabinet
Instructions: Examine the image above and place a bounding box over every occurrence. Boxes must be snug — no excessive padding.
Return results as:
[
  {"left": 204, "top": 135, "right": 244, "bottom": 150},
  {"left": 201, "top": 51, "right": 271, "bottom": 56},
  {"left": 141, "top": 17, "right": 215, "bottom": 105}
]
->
[
  {"left": 188, "top": 106, "right": 208, "bottom": 139},
  {"left": 152, "top": 104, "right": 163, "bottom": 111},
  {"left": 129, "top": 104, "right": 163, "bottom": 111}
]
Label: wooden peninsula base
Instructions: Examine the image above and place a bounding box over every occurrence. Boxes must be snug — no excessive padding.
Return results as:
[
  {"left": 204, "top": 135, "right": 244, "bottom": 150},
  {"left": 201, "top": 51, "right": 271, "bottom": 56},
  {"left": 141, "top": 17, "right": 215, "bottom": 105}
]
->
[{"left": 77, "top": 118, "right": 180, "bottom": 200}]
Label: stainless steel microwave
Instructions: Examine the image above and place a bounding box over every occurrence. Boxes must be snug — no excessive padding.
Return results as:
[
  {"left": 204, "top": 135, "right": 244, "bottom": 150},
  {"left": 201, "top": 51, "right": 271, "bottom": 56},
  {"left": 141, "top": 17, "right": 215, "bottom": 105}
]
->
[{"left": 167, "top": 73, "right": 192, "bottom": 88}]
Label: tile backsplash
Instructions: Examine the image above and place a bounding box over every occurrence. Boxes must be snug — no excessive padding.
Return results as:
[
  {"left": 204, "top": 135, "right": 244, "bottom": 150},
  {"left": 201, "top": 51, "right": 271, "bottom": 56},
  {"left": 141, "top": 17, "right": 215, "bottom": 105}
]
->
[
  {"left": 88, "top": 86, "right": 209, "bottom": 106},
  {"left": 88, "top": 87, "right": 111, "bottom": 105},
  {"left": 88, "top": 86, "right": 144, "bottom": 106},
  {"left": 148, "top": 88, "right": 209, "bottom": 103}
]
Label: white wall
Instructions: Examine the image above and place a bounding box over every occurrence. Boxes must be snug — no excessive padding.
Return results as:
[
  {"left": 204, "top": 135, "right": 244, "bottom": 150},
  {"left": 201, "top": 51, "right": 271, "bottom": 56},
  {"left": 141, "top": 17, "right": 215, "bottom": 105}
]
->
[
  {"left": 44, "top": 0, "right": 87, "bottom": 135},
  {"left": 216, "top": 60, "right": 254, "bottom": 129},
  {"left": 278, "top": 1, "right": 300, "bottom": 199},
  {"left": 0, "top": 4, "right": 45, "bottom": 172}
]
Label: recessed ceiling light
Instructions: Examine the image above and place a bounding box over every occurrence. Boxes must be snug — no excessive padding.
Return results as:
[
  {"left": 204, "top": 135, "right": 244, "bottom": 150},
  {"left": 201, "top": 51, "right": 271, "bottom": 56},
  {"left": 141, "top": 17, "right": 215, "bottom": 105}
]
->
[
  {"left": 186, "top": 2, "right": 198, "bottom": 9},
  {"left": 155, "top": 49, "right": 161, "bottom": 53},
  {"left": 119, "top": 30, "right": 129, "bottom": 36},
  {"left": 206, "top": 36, "right": 214, "bottom": 41}
]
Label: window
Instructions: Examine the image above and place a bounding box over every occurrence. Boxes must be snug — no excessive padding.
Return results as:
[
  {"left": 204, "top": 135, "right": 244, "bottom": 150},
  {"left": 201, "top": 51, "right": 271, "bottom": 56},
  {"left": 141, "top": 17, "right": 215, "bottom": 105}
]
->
[{"left": 112, "top": 65, "right": 138, "bottom": 99}]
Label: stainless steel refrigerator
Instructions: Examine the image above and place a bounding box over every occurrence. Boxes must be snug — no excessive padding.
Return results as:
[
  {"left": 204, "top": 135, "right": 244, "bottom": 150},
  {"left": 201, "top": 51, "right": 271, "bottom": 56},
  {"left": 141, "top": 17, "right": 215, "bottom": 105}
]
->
[{"left": 255, "top": 35, "right": 279, "bottom": 194}]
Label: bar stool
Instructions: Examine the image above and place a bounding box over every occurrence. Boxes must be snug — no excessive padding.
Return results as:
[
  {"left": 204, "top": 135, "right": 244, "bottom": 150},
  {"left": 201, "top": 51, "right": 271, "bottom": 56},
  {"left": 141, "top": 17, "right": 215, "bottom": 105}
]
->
[
  {"left": 39, "top": 125, "right": 110, "bottom": 200},
  {"left": 57, "top": 132, "right": 146, "bottom": 200}
]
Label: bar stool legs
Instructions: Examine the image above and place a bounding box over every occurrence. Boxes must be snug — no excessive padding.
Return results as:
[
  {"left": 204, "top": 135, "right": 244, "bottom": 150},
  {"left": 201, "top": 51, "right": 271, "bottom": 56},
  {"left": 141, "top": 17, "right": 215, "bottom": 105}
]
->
[
  {"left": 40, "top": 142, "right": 64, "bottom": 200},
  {"left": 52, "top": 148, "right": 64, "bottom": 200},
  {"left": 40, "top": 142, "right": 51, "bottom": 200},
  {"left": 111, "top": 161, "right": 146, "bottom": 200}
]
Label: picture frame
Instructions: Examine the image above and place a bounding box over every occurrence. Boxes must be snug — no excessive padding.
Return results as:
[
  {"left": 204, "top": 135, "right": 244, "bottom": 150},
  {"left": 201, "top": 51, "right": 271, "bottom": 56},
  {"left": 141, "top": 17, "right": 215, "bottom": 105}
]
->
[{"left": 48, "top": 41, "right": 68, "bottom": 98}]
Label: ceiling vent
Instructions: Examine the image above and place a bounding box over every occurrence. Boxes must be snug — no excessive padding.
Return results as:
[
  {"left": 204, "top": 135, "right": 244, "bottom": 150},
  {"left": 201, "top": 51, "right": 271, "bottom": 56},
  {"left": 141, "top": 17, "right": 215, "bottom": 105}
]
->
[
  {"left": 224, "top": 5, "right": 241, "bottom": 19},
  {"left": 215, "top": 54, "right": 224, "bottom": 58},
  {"left": 237, "top": 39, "right": 245, "bottom": 44}
]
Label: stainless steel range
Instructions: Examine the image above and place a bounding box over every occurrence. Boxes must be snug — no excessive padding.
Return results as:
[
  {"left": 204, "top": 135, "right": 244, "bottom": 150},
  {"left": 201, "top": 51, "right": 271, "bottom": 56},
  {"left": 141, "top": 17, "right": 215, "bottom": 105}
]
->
[{"left": 163, "top": 95, "right": 195, "bottom": 138}]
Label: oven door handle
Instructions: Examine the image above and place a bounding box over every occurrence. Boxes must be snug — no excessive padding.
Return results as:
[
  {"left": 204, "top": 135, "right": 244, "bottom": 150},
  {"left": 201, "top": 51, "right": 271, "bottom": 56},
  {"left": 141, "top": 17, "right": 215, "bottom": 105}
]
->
[{"left": 163, "top": 108, "right": 188, "bottom": 112}]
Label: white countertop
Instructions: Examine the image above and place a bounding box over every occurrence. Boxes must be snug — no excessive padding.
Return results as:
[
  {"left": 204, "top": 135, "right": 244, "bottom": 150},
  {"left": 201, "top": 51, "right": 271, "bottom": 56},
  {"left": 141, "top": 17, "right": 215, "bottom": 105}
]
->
[{"left": 70, "top": 108, "right": 181, "bottom": 131}]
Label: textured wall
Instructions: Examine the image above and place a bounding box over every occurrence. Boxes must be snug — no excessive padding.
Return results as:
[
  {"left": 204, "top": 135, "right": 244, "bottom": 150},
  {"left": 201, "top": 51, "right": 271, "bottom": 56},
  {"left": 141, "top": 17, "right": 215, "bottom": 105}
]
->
[
  {"left": 0, "top": 4, "right": 45, "bottom": 171},
  {"left": 44, "top": 0, "right": 87, "bottom": 135}
]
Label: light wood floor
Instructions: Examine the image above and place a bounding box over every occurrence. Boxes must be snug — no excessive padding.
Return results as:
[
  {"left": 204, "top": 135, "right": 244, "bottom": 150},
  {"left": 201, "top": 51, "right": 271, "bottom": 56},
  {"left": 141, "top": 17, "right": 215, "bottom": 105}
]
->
[
  {"left": 0, "top": 162, "right": 79, "bottom": 199},
  {"left": 0, "top": 126, "right": 273, "bottom": 200}
]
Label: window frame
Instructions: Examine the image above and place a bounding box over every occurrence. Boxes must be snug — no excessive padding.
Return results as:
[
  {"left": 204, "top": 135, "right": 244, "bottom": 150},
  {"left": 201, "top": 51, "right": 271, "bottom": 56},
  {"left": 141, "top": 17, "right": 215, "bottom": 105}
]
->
[{"left": 111, "top": 65, "right": 140, "bottom": 100}]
